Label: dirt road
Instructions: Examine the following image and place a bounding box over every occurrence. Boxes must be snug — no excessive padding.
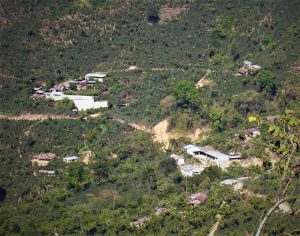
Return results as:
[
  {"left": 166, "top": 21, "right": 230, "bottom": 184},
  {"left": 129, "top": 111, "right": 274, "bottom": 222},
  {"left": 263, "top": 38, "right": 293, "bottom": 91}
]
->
[
  {"left": 0, "top": 113, "right": 75, "bottom": 121},
  {"left": 196, "top": 69, "right": 212, "bottom": 88}
]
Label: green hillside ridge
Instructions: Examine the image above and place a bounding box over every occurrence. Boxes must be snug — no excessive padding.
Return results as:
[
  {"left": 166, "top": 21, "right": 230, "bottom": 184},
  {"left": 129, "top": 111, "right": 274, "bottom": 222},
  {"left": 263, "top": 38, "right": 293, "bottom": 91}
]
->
[
  {"left": 0, "top": 0, "right": 299, "bottom": 117},
  {"left": 0, "top": 0, "right": 300, "bottom": 235}
]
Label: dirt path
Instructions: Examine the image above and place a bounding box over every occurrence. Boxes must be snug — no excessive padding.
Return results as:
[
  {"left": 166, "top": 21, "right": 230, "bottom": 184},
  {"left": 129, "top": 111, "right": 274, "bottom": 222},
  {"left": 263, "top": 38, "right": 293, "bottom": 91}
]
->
[
  {"left": 128, "top": 122, "right": 151, "bottom": 132},
  {"left": 113, "top": 118, "right": 151, "bottom": 132},
  {"left": 196, "top": 69, "right": 212, "bottom": 88},
  {"left": 1, "top": 112, "right": 205, "bottom": 150},
  {"left": 208, "top": 214, "right": 221, "bottom": 236},
  {"left": 109, "top": 66, "right": 185, "bottom": 73},
  {"left": 0, "top": 113, "right": 76, "bottom": 121}
]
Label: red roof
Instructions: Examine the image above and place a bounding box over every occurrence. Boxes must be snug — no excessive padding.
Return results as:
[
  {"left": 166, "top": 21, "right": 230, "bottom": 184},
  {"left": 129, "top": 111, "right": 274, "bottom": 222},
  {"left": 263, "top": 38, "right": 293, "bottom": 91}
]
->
[
  {"left": 32, "top": 153, "right": 56, "bottom": 160},
  {"left": 188, "top": 192, "right": 207, "bottom": 204}
]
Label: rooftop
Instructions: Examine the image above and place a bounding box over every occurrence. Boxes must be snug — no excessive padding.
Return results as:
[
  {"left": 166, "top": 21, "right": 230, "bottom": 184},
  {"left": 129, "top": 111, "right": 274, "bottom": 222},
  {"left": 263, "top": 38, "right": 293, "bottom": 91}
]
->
[
  {"left": 85, "top": 73, "right": 106, "bottom": 80},
  {"left": 32, "top": 153, "right": 56, "bottom": 160},
  {"left": 63, "top": 155, "right": 79, "bottom": 161}
]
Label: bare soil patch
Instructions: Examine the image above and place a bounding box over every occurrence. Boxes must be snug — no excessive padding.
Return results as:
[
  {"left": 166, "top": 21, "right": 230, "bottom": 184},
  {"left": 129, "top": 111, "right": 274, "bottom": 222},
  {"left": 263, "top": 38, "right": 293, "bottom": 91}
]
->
[
  {"left": 81, "top": 150, "right": 94, "bottom": 165},
  {"left": 0, "top": 113, "right": 75, "bottom": 121},
  {"left": 153, "top": 118, "right": 209, "bottom": 149},
  {"left": 159, "top": 4, "right": 189, "bottom": 23},
  {"left": 196, "top": 69, "right": 213, "bottom": 88}
]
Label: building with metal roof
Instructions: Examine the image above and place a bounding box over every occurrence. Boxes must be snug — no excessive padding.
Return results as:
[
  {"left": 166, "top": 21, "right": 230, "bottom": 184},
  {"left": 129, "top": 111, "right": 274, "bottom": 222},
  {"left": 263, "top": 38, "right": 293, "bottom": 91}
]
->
[
  {"left": 180, "top": 165, "right": 203, "bottom": 177},
  {"left": 63, "top": 155, "right": 79, "bottom": 163},
  {"left": 184, "top": 144, "right": 230, "bottom": 162},
  {"left": 85, "top": 73, "right": 106, "bottom": 82}
]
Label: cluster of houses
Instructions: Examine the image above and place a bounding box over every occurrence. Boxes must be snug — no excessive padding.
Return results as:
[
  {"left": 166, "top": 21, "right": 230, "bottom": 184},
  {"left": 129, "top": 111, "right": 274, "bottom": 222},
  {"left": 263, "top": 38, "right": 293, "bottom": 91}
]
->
[
  {"left": 184, "top": 145, "right": 241, "bottom": 164},
  {"left": 31, "top": 152, "right": 80, "bottom": 175},
  {"left": 170, "top": 154, "right": 204, "bottom": 177},
  {"left": 130, "top": 216, "right": 150, "bottom": 228},
  {"left": 130, "top": 192, "right": 208, "bottom": 228},
  {"left": 32, "top": 73, "right": 108, "bottom": 111},
  {"left": 170, "top": 143, "right": 245, "bottom": 177},
  {"left": 31, "top": 153, "right": 80, "bottom": 166},
  {"left": 130, "top": 207, "right": 170, "bottom": 228},
  {"left": 234, "top": 127, "right": 261, "bottom": 146},
  {"left": 31, "top": 153, "right": 56, "bottom": 166},
  {"left": 238, "top": 60, "right": 261, "bottom": 75}
]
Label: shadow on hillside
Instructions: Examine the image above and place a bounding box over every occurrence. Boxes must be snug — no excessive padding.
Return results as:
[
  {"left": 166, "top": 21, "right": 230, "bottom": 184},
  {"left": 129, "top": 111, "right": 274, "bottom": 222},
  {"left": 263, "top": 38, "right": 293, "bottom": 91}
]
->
[{"left": 0, "top": 187, "right": 6, "bottom": 202}]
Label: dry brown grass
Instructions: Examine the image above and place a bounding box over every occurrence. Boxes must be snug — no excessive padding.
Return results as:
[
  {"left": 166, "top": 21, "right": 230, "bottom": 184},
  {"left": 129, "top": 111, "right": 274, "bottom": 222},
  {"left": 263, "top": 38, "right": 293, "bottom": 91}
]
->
[{"left": 159, "top": 4, "right": 189, "bottom": 24}]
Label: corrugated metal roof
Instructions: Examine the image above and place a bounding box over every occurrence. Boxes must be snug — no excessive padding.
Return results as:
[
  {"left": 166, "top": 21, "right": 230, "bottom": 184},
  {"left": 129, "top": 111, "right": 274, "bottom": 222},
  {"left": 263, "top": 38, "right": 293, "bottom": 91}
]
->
[
  {"left": 63, "top": 156, "right": 79, "bottom": 160},
  {"left": 244, "top": 60, "right": 252, "bottom": 65},
  {"left": 85, "top": 73, "right": 106, "bottom": 80},
  {"left": 187, "top": 146, "right": 202, "bottom": 153},
  {"left": 180, "top": 165, "right": 202, "bottom": 173},
  {"left": 184, "top": 144, "right": 197, "bottom": 149},
  {"left": 206, "top": 151, "right": 230, "bottom": 161}
]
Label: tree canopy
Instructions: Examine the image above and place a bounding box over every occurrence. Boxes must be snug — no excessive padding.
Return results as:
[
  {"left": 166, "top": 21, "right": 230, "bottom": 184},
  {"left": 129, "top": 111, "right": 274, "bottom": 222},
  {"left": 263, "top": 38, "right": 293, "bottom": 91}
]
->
[{"left": 173, "top": 80, "right": 201, "bottom": 110}]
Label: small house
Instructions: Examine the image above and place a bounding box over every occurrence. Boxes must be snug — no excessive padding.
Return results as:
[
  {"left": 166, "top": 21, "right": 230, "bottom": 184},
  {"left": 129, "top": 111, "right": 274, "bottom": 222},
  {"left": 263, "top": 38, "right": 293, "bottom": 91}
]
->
[
  {"left": 38, "top": 170, "right": 55, "bottom": 175},
  {"left": 50, "top": 85, "right": 66, "bottom": 93},
  {"left": 85, "top": 73, "right": 106, "bottom": 82},
  {"left": 220, "top": 177, "right": 248, "bottom": 190},
  {"left": 244, "top": 60, "right": 253, "bottom": 66},
  {"left": 238, "top": 60, "right": 261, "bottom": 75},
  {"left": 130, "top": 216, "right": 150, "bottom": 228},
  {"left": 188, "top": 192, "right": 207, "bottom": 205},
  {"left": 238, "top": 67, "right": 248, "bottom": 75},
  {"left": 33, "top": 153, "right": 56, "bottom": 160},
  {"left": 63, "top": 155, "right": 79, "bottom": 163},
  {"left": 180, "top": 165, "right": 202, "bottom": 177},
  {"left": 32, "top": 89, "right": 45, "bottom": 99},
  {"left": 170, "top": 154, "right": 185, "bottom": 165},
  {"left": 69, "top": 80, "right": 80, "bottom": 85},
  {"left": 248, "top": 127, "right": 261, "bottom": 137},
  {"left": 228, "top": 151, "right": 242, "bottom": 160},
  {"left": 31, "top": 153, "right": 56, "bottom": 166},
  {"left": 155, "top": 207, "right": 169, "bottom": 216}
]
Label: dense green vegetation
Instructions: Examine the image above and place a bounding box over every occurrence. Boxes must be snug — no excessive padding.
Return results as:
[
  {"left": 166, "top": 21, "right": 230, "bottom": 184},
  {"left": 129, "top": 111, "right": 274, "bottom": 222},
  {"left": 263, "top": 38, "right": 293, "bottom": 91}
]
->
[
  {"left": 0, "top": 0, "right": 299, "bottom": 118},
  {"left": 0, "top": 0, "right": 300, "bottom": 235},
  {"left": 0, "top": 117, "right": 299, "bottom": 235}
]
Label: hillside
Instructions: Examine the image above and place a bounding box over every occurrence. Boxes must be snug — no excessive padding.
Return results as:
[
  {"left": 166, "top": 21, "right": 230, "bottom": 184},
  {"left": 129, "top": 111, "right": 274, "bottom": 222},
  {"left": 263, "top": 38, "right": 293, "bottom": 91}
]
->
[{"left": 0, "top": 0, "right": 300, "bottom": 235}]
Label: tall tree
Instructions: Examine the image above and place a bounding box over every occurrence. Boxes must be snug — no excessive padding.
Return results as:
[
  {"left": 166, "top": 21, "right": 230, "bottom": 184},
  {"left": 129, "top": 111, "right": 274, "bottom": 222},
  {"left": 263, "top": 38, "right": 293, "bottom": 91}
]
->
[
  {"left": 255, "top": 110, "right": 300, "bottom": 236},
  {"left": 256, "top": 70, "right": 277, "bottom": 95},
  {"left": 173, "top": 80, "right": 201, "bottom": 110}
]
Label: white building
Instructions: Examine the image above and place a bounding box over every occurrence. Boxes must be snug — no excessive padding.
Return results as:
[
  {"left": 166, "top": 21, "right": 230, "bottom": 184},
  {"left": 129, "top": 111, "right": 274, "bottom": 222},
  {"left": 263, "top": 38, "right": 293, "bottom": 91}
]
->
[
  {"left": 85, "top": 73, "right": 106, "bottom": 82},
  {"left": 180, "top": 165, "right": 203, "bottom": 177},
  {"left": 39, "top": 170, "right": 55, "bottom": 175},
  {"left": 220, "top": 177, "right": 249, "bottom": 190},
  {"left": 63, "top": 156, "right": 79, "bottom": 163},
  {"left": 184, "top": 144, "right": 231, "bottom": 163},
  {"left": 46, "top": 93, "right": 108, "bottom": 111},
  {"left": 170, "top": 154, "right": 185, "bottom": 166}
]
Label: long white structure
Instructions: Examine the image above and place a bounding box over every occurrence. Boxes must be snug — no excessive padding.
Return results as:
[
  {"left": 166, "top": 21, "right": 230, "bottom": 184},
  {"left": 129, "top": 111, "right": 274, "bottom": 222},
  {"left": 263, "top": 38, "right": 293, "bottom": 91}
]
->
[
  {"left": 46, "top": 92, "right": 108, "bottom": 111},
  {"left": 184, "top": 144, "right": 231, "bottom": 162},
  {"left": 85, "top": 73, "right": 106, "bottom": 82}
]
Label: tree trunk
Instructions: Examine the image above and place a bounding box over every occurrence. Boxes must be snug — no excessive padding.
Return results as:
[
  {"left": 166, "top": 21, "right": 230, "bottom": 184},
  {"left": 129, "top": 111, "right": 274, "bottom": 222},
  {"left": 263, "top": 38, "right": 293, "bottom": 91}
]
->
[{"left": 255, "top": 199, "right": 285, "bottom": 236}]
